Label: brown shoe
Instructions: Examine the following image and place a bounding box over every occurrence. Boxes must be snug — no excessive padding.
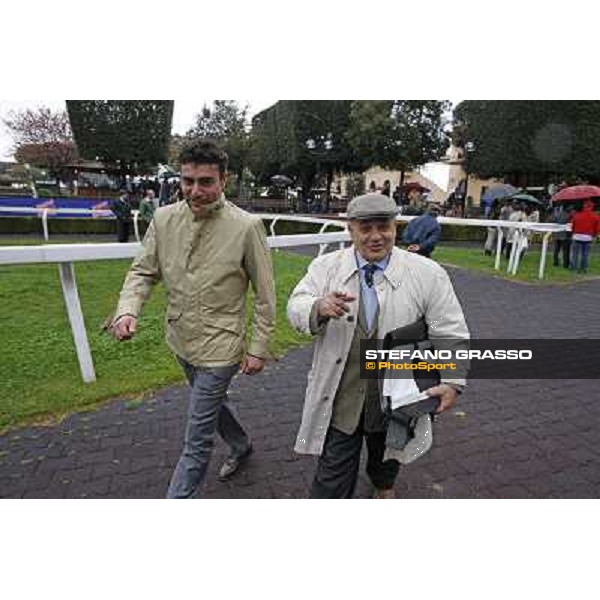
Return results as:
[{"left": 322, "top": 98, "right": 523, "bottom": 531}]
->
[{"left": 373, "top": 487, "right": 395, "bottom": 499}]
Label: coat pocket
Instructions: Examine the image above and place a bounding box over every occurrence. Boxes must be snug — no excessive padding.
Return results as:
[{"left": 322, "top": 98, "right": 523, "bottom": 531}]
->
[
  {"left": 166, "top": 306, "right": 183, "bottom": 323},
  {"left": 201, "top": 316, "right": 245, "bottom": 361}
]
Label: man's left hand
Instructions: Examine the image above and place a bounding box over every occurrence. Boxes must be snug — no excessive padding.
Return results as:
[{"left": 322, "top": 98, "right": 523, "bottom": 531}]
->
[
  {"left": 426, "top": 384, "right": 459, "bottom": 414},
  {"left": 240, "top": 354, "right": 265, "bottom": 375}
]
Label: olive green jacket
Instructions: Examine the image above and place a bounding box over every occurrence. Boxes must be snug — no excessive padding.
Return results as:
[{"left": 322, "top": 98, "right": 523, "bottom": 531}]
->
[{"left": 115, "top": 196, "right": 276, "bottom": 367}]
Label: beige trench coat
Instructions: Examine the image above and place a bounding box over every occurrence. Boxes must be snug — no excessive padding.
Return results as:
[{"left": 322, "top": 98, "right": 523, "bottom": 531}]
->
[
  {"left": 287, "top": 246, "right": 469, "bottom": 462},
  {"left": 115, "top": 197, "right": 275, "bottom": 366}
]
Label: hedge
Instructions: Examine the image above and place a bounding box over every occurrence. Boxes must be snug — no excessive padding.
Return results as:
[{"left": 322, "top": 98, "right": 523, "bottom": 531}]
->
[{"left": 0, "top": 217, "right": 116, "bottom": 235}]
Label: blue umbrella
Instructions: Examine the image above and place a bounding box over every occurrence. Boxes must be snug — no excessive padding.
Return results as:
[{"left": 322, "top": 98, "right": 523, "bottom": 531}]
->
[
  {"left": 482, "top": 184, "right": 520, "bottom": 204},
  {"left": 508, "top": 193, "right": 543, "bottom": 206}
]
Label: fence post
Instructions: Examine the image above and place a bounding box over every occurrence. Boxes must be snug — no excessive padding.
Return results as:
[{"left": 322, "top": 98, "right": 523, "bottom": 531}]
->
[
  {"left": 539, "top": 232, "right": 553, "bottom": 279},
  {"left": 511, "top": 230, "right": 526, "bottom": 275},
  {"left": 133, "top": 210, "right": 140, "bottom": 242},
  {"left": 269, "top": 217, "right": 280, "bottom": 252},
  {"left": 507, "top": 229, "right": 518, "bottom": 274},
  {"left": 318, "top": 221, "right": 342, "bottom": 256},
  {"left": 494, "top": 227, "right": 503, "bottom": 270},
  {"left": 42, "top": 209, "right": 49, "bottom": 241},
  {"left": 58, "top": 262, "right": 97, "bottom": 383}
]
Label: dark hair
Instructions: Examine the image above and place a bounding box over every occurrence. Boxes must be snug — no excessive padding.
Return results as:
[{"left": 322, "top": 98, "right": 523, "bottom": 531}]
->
[{"left": 178, "top": 139, "right": 228, "bottom": 174}]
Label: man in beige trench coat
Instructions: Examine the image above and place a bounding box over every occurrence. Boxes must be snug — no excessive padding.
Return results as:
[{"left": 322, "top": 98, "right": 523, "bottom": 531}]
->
[
  {"left": 112, "top": 140, "right": 276, "bottom": 498},
  {"left": 287, "top": 194, "right": 469, "bottom": 498}
]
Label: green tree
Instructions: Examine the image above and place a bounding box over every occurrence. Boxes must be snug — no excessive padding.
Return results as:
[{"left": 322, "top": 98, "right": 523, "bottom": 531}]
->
[
  {"left": 168, "top": 133, "right": 188, "bottom": 168},
  {"left": 453, "top": 100, "right": 600, "bottom": 187},
  {"left": 294, "top": 100, "right": 366, "bottom": 196},
  {"left": 66, "top": 101, "right": 174, "bottom": 172},
  {"left": 347, "top": 100, "right": 451, "bottom": 187},
  {"left": 249, "top": 100, "right": 365, "bottom": 198},
  {"left": 248, "top": 103, "right": 281, "bottom": 184},
  {"left": 186, "top": 101, "right": 250, "bottom": 190}
]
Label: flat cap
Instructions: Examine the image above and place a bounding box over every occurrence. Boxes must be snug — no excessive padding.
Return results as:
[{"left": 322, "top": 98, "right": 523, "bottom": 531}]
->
[{"left": 347, "top": 193, "right": 399, "bottom": 220}]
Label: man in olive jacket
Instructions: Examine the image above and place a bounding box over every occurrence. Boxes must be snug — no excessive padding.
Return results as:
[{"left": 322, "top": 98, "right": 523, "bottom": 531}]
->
[{"left": 112, "top": 140, "right": 276, "bottom": 498}]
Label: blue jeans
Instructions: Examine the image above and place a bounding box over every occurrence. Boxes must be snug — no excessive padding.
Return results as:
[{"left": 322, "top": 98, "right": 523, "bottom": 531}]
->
[
  {"left": 167, "top": 360, "right": 250, "bottom": 499},
  {"left": 570, "top": 241, "right": 592, "bottom": 271}
]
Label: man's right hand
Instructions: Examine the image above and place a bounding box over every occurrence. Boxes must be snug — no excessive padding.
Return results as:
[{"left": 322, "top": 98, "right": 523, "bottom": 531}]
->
[
  {"left": 112, "top": 315, "right": 138, "bottom": 341},
  {"left": 316, "top": 291, "right": 356, "bottom": 319}
]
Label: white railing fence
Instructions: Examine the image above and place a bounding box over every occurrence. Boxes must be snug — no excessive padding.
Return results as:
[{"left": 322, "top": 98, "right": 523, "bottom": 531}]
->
[
  {"left": 0, "top": 211, "right": 567, "bottom": 384},
  {"left": 0, "top": 229, "right": 349, "bottom": 384}
]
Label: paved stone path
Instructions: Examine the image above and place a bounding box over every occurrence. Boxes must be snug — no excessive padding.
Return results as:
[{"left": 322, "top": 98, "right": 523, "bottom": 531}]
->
[{"left": 1, "top": 266, "right": 599, "bottom": 498}]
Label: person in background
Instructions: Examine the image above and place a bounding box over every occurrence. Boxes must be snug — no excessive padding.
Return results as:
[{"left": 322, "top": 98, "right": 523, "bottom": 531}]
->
[
  {"left": 382, "top": 180, "right": 391, "bottom": 197},
  {"left": 401, "top": 203, "right": 442, "bottom": 258},
  {"left": 159, "top": 175, "right": 171, "bottom": 206},
  {"left": 520, "top": 203, "right": 540, "bottom": 259},
  {"left": 139, "top": 189, "right": 159, "bottom": 223},
  {"left": 498, "top": 199, "right": 513, "bottom": 255},
  {"left": 570, "top": 199, "right": 600, "bottom": 274},
  {"left": 551, "top": 204, "right": 574, "bottom": 268},
  {"left": 407, "top": 187, "right": 424, "bottom": 213},
  {"left": 110, "top": 189, "right": 133, "bottom": 243},
  {"left": 525, "top": 204, "right": 540, "bottom": 225},
  {"left": 482, "top": 196, "right": 495, "bottom": 219},
  {"left": 504, "top": 202, "right": 525, "bottom": 260},
  {"left": 483, "top": 201, "right": 502, "bottom": 256}
]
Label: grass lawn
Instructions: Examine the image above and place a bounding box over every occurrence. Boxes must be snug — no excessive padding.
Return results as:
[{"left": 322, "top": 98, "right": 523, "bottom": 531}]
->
[
  {"left": 0, "top": 250, "right": 311, "bottom": 431},
  {"left": 435, "top": 243, "right": 600, "bottom": 283},
  {"left": 2, "top": 235, "right": 598, "bottom": 431}
]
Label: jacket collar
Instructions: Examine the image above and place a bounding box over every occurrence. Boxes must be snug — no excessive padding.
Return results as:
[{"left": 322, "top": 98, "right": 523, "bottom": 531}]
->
[{"left": 184, "top": 194, "right": 226, "bottom": 221}]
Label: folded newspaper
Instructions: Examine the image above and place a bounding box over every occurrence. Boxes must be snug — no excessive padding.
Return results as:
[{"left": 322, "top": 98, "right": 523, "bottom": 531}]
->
[{"left": 383, "top": 377, "right": 433, "bottom": 411}]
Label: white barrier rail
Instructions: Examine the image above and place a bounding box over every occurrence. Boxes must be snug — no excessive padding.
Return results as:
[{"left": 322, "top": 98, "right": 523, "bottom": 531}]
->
[
  {"left": 270, "top": 212, "right": 567, "bottom": 279},
  {"left": 0, "top": 230, "right": 351, "bottom": 383},
  {"left": 0, "top": 205, "right": 567, "bottom": 278},
  {"left": 0, "top": 211, "right": 568, "bottom": 384},
  {"left": 0, "top": 206, "right": 349, "bottom": 248},
  {"left": 1, "top": 205, "right": 567, "bottom": 277},
  {"left": 396, "top": 215, "right": 567, "bottom": 280},
  {"left": 0, "top": 205, "right": 114, "bottom": 242},
  {"left": 0, "top": 206, "right": 113, "bottom": 217}
]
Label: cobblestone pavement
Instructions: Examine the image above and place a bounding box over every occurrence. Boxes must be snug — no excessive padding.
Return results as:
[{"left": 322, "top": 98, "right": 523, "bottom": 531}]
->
[{"left": 1, "top": 266, "right": 599, "bottom": 499}]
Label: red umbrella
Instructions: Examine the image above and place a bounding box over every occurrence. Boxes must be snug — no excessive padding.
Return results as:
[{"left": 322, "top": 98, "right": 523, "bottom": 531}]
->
[
  {"left": 402, "top": 182, "right": 430, "bottom": 193},
  {"left": 552, "top": 185, "right": 600, "bottom": 202}
]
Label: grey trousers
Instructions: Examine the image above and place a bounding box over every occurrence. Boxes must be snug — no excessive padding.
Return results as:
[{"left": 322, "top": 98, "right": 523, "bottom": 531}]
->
[{"left": 166, "top": 359, "right": 250, "bottom": 499}]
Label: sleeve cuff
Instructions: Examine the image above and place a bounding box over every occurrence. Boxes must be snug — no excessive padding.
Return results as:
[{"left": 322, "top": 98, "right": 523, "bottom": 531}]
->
[
  {"left": 247, "top": 340, "right": 270, "bottom": 359},
  {"left": 443, "top": 382, "right": 465, "bottom": 394},
  {"left": 309, "top": 301, "right": 329, "bottom": 335}
]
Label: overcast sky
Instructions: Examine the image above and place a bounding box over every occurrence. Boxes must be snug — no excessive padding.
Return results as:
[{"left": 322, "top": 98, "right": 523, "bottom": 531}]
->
[{"left": 0, "top": 99, "right": 277, "bottom": 162}]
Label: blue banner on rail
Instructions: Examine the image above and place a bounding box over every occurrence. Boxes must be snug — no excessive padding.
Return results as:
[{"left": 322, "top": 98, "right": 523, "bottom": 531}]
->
[{"left": 0, "top": 197, "right": 115, "bottom": 218}]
